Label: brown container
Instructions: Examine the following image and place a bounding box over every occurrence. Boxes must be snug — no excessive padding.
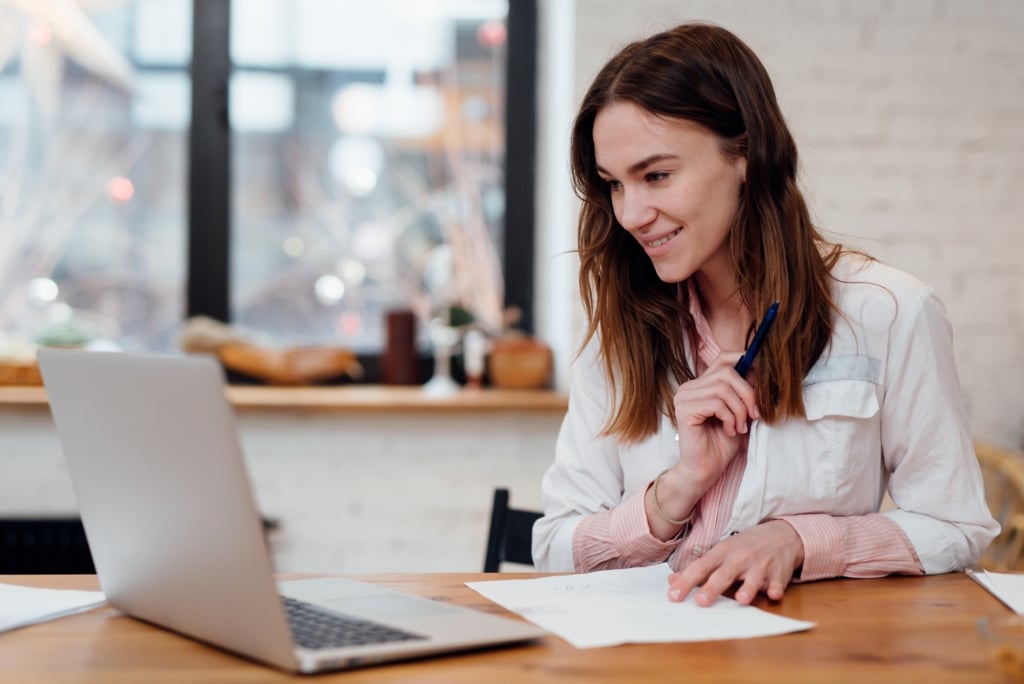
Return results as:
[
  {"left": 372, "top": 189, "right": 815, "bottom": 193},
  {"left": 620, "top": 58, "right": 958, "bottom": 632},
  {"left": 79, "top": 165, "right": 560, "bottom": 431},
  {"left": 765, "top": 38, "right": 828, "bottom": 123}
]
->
[
  {"left": 0, "top": 361, "right": 42, "bottom": 385},
  {"left": 487, "top": 336, "right": 552, "bottom": 389},
  {"left": 382, "top": 309, "right": 419, "bottom": 385}
]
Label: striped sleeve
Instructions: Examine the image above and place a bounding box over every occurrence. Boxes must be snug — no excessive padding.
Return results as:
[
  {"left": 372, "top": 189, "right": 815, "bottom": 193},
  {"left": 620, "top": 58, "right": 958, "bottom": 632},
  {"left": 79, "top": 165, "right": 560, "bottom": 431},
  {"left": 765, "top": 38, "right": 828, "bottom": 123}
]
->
[
  {"left": 571, "top": 486, "right": 680, "bottom": 571},
  {"left": 778, "top": 513, "right": 924, "bottom": 581}
]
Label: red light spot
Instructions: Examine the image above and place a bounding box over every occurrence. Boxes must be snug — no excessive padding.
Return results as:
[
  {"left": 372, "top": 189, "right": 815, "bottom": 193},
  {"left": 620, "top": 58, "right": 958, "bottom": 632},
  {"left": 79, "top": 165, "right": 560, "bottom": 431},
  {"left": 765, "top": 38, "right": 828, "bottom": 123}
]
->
[
  {"left": 477, "top": 20, "right": 506, "bottom": 48},
  {"left": 336, "top": 312, "right": 363, "bottom": 337},
  {"left": 32, "top": 24, "right": 53, "bottom": 46},
  {"left": 107, "top": 177, "right": 135, "bottom": 203}
]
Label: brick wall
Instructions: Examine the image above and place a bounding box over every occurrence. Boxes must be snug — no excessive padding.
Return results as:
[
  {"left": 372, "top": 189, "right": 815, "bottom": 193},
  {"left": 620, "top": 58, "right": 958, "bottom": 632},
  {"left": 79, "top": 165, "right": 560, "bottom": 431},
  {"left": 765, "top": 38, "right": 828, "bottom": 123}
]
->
[{"left": 568, "top": 0, "right": 1024, "bottom": 449}]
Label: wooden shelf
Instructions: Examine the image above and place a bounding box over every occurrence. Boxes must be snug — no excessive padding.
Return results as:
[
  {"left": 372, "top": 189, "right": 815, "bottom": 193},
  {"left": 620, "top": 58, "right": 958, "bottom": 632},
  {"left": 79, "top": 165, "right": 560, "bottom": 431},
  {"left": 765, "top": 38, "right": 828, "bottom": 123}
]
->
[{"left": 0, "top": 384, "right": 568, "bottom": 414}]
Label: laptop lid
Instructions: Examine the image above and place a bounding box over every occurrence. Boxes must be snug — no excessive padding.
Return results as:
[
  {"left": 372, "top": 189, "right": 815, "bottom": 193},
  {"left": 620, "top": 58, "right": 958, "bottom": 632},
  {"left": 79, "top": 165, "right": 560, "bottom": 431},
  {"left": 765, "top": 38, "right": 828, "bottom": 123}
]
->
[{"left": 37, "top": 349, "right": 542, "bottom": 673}]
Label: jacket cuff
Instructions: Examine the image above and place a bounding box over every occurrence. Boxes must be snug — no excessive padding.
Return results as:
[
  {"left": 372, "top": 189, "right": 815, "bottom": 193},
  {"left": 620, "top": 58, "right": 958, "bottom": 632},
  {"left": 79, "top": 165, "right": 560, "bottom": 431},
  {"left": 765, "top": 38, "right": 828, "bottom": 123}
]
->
[
  {"left": 609, "top": 488, "right": 681, "bottom": 560},
  {"left": 775, "top": 514, "right": 845, "bottom": 581}
]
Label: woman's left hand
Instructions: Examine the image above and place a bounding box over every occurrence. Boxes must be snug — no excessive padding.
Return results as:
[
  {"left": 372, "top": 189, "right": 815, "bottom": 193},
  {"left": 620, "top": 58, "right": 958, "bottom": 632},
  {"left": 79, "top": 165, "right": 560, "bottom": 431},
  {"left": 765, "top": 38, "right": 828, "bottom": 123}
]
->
[{"left": 666, "top": 520, "right": 804, "bottom": 606}]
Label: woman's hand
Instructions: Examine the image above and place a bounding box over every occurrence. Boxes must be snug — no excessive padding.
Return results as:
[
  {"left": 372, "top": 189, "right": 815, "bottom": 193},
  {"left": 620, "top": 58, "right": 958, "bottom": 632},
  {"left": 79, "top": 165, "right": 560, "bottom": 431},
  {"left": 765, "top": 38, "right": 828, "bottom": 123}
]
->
[
  {"left": 672, "top": 352, "right": 759, "bottom": 488},
  {"left": 647, "top": 352, "right": 761, "bottom": 539},
  {"left": 666, "top": 520, "right": 805, "bottom": 606}
]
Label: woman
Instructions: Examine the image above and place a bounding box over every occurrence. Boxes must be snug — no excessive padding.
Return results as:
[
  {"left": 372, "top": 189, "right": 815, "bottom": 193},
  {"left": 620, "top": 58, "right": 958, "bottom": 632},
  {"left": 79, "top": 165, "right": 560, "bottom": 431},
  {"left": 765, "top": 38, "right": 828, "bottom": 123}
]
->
[{"left": 532, "top": 22, "right": 998, "bottom": 607}]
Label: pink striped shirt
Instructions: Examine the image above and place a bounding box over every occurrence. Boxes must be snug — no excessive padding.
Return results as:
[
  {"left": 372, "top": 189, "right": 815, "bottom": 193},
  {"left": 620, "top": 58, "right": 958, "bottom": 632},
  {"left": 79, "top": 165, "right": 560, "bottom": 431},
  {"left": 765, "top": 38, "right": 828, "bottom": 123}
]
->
[{"left": 572, "top": 286, "right": 924, "bottom": 581}]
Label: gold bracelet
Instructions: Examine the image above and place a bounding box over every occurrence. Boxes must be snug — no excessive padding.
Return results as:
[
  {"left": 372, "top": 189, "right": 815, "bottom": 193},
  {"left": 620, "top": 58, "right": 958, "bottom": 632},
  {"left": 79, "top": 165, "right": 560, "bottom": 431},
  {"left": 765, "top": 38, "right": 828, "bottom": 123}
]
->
[{"left": 651, "top": 468, "right": 695, "bottom": 527}]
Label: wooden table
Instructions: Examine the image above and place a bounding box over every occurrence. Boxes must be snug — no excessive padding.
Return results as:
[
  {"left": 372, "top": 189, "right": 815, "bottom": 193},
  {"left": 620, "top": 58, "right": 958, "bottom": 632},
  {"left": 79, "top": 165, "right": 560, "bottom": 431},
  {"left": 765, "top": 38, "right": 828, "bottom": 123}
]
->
[{"left": 0, "top": 573, "right": 1012, "bottom": 683}]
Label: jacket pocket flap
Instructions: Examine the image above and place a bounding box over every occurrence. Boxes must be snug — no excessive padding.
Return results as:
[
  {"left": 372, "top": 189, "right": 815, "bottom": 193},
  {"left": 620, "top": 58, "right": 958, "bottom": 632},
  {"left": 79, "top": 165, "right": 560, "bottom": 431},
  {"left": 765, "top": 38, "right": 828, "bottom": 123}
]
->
[{"left": 803, "top": 379, "right": 880, "bottom": 421}]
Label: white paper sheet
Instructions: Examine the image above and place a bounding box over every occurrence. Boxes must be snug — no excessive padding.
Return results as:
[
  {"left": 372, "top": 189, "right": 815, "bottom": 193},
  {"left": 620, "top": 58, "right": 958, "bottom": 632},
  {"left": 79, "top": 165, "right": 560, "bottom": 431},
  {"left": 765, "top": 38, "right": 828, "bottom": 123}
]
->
[
  {"left": 967, "top": 569, "right": 1024, "bottom": 613},
  {"left": 466, "top": 563, "right": 814, "bottom": 648},
  {"left": 0, "top": 583, "right": 106, "bottom": 634}
]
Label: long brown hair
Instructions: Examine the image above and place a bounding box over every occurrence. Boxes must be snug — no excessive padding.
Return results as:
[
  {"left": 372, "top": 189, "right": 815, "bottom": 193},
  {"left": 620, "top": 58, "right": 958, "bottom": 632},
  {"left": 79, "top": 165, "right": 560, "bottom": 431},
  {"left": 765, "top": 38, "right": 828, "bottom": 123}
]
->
[{"left": 571, "top": 23, "right": 843, "bottom": 442}]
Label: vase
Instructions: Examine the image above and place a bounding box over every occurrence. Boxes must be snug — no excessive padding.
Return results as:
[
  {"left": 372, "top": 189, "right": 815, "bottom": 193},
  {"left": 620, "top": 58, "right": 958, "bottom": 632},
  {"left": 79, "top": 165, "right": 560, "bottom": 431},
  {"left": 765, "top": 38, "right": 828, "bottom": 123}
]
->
[{"left": 487, "top": 336, "right": 552, "bottom": 389}]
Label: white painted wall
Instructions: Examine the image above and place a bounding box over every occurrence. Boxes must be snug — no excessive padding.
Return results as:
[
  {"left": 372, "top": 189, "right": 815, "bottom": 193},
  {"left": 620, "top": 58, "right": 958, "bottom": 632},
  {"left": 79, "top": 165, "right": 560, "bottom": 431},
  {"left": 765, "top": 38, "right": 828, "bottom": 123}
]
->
[{"left": 0, "top": 406, "right": 560, "bottom": 573}]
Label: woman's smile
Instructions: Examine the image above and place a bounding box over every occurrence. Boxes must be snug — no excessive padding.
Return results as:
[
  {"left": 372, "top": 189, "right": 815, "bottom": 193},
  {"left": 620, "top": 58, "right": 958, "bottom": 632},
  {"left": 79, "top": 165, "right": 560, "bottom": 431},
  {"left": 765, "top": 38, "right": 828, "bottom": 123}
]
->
[{"left": 644, "top": 227, "right": 683, "bottom": 249}]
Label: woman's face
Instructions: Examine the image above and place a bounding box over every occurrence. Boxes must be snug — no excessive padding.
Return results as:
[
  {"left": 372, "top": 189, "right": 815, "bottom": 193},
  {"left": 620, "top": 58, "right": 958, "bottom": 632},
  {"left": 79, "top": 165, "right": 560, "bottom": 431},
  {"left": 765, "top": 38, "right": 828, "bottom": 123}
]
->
[{"left": 593, "top": 101, "right": 746, "bottom": 285}]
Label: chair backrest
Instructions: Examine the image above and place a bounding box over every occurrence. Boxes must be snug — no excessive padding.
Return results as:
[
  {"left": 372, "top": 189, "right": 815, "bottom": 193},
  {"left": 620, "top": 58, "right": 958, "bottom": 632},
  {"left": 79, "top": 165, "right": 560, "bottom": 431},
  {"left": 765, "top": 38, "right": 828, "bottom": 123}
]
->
[
  {"left": 483, "top": 488, "right": 543, "bottom": 572},
  {"left": 976, "top": 440, "right": 1024, "bottom": 572},
  {"left": 0, "top": 515, "right": 278, "bottom": 575}
]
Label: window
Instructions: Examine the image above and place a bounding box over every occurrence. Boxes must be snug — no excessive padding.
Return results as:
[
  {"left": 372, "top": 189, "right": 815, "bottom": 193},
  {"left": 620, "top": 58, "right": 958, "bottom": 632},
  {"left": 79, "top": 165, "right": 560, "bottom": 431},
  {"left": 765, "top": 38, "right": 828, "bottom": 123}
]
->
[
  {"left": 0, "top": 0, "right": 192, "bottom": 353},
  {"left": 0, "top": 0, "right": 536, "bottom": 384}
]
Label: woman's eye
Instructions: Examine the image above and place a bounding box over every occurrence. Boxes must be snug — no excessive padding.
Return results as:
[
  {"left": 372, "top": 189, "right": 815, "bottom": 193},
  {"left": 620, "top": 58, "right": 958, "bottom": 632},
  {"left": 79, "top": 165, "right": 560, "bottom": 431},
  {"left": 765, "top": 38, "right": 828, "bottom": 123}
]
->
[
  {"left": 604, "top": 179, "right": 622, "bottom": 191},
  {"left": 646, "top": 171, "right": 668, "bottom": 183}
]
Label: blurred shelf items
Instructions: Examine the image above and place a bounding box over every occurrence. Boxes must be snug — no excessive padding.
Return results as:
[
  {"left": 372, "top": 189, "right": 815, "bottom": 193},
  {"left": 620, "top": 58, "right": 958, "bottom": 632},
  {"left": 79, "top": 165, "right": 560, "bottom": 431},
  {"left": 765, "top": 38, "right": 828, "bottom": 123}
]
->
[{"left": 0, "top": 1, "right": 530, "bottom": 387}]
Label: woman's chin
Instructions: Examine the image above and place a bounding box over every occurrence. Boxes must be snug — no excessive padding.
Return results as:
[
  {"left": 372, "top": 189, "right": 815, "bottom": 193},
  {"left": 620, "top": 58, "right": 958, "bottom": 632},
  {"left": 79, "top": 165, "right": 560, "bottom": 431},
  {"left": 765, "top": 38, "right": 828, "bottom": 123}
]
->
[{"left": 651, "top": 262, "right": 692, "bottom": 284}]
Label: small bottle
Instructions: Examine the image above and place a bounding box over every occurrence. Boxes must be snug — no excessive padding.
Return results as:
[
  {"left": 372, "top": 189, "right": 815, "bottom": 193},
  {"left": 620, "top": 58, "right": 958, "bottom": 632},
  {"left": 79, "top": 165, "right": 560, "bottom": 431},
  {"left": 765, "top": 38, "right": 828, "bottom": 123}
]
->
[
  {"left": 382, "top": 309, "right": 418, "bottom": 385},
  {"left": 463, "top": 329, "right": 487, "bottom": 389}
]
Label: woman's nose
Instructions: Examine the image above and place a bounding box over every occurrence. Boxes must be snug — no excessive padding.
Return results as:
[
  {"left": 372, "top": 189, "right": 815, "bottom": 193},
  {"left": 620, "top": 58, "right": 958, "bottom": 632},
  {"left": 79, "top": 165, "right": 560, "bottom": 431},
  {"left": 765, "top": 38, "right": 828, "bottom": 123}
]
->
[{"left": 616, "top": 187, "right": 656, "bottom": 232}]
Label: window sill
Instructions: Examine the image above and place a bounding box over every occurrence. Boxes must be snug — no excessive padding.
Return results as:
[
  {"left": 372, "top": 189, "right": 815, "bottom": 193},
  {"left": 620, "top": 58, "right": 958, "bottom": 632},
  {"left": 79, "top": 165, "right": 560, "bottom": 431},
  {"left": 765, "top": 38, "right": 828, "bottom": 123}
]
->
[{"left": 0, "top": 384, "right": 568, "bottom": 414}]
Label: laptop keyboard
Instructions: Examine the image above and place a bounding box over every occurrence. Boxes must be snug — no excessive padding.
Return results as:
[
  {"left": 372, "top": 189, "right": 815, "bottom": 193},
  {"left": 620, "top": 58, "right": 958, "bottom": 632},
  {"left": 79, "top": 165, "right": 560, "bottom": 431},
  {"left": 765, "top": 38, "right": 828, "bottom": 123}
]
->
[{"left": 282, "top": 596, "right": 427, "bottom": 650}]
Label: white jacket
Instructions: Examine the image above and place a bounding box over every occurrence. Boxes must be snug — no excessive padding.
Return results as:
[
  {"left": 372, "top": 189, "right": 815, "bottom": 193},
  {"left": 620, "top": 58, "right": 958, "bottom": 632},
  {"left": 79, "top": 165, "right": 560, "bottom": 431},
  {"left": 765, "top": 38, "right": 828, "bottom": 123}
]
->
[{"left": 534, "top": 256, "right": 999, "bottom": 574}]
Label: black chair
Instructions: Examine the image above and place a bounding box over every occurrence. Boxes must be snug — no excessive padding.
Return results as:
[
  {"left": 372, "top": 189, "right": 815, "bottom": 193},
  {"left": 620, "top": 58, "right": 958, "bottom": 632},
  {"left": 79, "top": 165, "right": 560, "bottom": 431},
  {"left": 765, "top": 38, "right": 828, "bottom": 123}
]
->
[
  {"left": 483, "top": 488, "right": 543, "bottom": 572},
  {"left": 0, "top": 516, "right": 281, "bottom": 574},
  {"left": 0, "top": 518, "right": 96, "bottom": 574}
]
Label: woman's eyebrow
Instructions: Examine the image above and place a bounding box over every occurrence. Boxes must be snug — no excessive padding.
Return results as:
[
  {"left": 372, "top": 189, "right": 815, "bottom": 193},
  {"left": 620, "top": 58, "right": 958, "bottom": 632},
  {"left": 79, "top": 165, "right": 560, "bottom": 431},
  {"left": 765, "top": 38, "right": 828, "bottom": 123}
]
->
[{"left": 596, "top": 153, "right": 679, "bottom": 177}]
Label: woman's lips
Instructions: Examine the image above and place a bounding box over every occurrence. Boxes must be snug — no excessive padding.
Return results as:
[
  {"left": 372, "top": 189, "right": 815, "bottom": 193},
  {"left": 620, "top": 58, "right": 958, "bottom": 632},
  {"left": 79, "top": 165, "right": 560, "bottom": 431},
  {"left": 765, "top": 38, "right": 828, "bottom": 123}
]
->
[{"left": 645, "top": 227, "right": 682, "bottom": 248}]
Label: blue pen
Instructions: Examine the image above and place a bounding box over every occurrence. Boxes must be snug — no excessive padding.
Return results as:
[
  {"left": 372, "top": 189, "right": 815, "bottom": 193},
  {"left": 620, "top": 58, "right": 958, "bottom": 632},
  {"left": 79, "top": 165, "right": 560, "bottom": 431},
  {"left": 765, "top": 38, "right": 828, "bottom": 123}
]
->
[{"left": 734, "top": 301, "right": 779, "bottom": 377}]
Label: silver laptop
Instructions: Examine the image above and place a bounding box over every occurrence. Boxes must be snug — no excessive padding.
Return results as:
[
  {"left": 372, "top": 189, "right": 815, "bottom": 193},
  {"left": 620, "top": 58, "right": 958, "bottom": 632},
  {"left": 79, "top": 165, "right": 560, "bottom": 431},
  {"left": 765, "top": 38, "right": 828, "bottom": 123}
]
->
[{"left": 37, "top": 348, "right": 543, "bottom": 674}]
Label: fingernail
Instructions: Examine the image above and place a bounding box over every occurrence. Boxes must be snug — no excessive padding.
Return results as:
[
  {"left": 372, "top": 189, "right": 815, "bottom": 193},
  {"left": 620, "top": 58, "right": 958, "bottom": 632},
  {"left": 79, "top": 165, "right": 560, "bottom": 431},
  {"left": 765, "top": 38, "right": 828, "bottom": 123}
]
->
[
  {"left": 736, "top": 590, "right": 750, "bottom": 603},
  {"left": 696, "top": 592, "right": 709, "bottom": 606},
  {"left": 668, "top": 587, "right": 681, "bottom": 601}
]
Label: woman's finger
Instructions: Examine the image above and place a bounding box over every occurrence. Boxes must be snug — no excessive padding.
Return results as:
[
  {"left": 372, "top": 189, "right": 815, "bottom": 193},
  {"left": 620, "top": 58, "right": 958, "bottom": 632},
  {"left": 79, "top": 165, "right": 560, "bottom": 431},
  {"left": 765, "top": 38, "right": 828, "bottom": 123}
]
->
[
  {"left": 691, "top": 566, "right": 740, "bottom": 607},
  {"left": 732, "top": 570, "right": 767, "bottom": 605}
]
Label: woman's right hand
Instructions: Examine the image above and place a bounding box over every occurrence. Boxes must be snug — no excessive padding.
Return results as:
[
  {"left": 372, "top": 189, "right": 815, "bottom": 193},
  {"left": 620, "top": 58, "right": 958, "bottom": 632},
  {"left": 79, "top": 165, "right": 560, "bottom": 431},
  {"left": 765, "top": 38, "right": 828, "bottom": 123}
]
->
[
  {"left": 672, "top": 352, "right": 759, "bottom": 489},
  {"left": 646, "top": 353, "right": 760, "bottom": 538}
]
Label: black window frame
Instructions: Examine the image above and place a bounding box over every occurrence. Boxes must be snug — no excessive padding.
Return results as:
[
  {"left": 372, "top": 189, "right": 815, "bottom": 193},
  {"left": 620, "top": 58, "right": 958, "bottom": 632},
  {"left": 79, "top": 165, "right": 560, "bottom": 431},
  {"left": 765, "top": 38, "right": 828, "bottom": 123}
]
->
[{"left": 187, "top": 0, "right": 536, "bottom": 384}]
